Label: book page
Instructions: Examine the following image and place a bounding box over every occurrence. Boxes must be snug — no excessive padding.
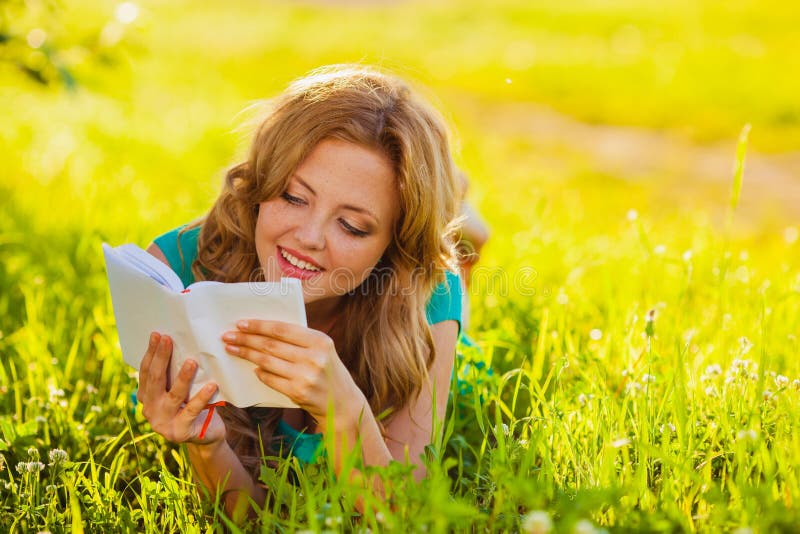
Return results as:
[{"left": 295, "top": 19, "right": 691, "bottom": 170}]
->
[
  {"left": 183, "top": 278, "right": 306, "bottom": 407},
  {"left": 103, "top": 243, "right": 187, "bottom": 369}
]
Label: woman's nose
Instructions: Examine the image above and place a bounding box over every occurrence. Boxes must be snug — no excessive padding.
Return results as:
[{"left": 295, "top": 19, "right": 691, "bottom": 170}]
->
[{"left": 294, "top": 217, "right": 326, "bottom": 250}]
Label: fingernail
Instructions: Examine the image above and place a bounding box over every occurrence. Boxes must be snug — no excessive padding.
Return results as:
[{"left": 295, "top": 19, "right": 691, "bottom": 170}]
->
[
  {"left": 222, "top": 332, "right": 235, "bottom": 342},
  {"left": 226, "top": 344, "right": 240, "bottom": 354},
  {"left": 237, "top": 320, "right": 248, "bottom": 330},
  {"left": 205, "top": 383, "right": 217, "bottom": 393},
  {"left": 184, "top": 359, "right": 196, "bottom": 370},
  {"left": 149, "top": 332, "right": 158, "bottom": 347}
]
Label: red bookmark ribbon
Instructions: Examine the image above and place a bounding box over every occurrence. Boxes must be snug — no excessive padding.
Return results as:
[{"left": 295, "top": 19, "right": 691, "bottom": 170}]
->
[{"left": 199, "top": 401, "right": 226, "bottom": 439}]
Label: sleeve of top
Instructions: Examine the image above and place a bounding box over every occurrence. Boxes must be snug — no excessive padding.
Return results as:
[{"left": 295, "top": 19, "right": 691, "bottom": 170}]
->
[
  {"left": 425, "top": 270, "right": 463, "bottom": 335},
  {"left": 152, "top": 224, "right": 201, "bottom": 288}
]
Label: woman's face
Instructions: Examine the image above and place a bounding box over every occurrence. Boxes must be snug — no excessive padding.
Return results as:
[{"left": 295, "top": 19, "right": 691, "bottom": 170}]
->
[{"left": 254, "top": 138, "right": 399, "bottom": 309}]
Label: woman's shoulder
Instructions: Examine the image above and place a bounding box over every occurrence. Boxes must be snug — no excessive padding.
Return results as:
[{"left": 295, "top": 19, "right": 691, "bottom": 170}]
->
[
  {"left": 425, "top": 270, "right": 463, "bottom": 333},
  {"left": 152, "top": 224, "right": 202, "bottom": 287}
]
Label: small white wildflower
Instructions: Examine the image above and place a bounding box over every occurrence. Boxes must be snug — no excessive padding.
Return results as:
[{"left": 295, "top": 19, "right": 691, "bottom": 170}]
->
[
  {"left": 769, "top": 371, "right": 777, "bottom": 377},
  {"left": 626, "top": 209, "right": 638, "bottom": 221},
  {"left": 738, "top": 337, "right": 753, "bottom": 355},
  {"left": 705, "top": 364, "right": 722, "bottom": 376},
  {"left": 621, "top": 369, "right": 631, "bottom": 377},
  {"left": 35, "top": 416, "right": 46, "bottom": 424},
  {"left": 375, "top": 512, "right": 385, "bottom": 524},
  {"left": 28, "top": 461, "right": 46, "bottom": 472},
  {"left": 737, "top": 429, "right": 758, "bottom": 441},
  {"left": 660, "top": 422, "right": 676, "bottom": 434},
  {"left": 48, "top": 448, "right": 68, "bottom": 465},
  {"left": 27, "top": 447, "right": 39, "bottom": 459},
  {"left": 589, "top": 328, "right": 602, "bottom": 341},
  {"left": 724, "top": 376, "right": 736, "bottom": 385},
  {"left": 775, "top": 375, "right": 789, "bottom": 388},
  {"left": 610, "top": 437, "right": 630, "bottom": 448},
  {"left": 521, "top": 510, "right": 553, "bottom": 534},
  {"left": 86, "top": 384, "right": 98, "bottom": 394},
  {"left": 115, "top": 2, "right": 140, "bottom": 25},
  {"left": 793, "top": 379, "right": 800, "bottom": 390},
  {"left": 578, "top": 393, "right": 588, "bottom": 407},
  {"left": 625, "top": 381, "right": 642, "bottom": 396},
  {"left": 641, "top": 373, "right": 656, "bottom": 383},
  {"left": 58, "top": 400, "right": 68, "bottom": 408},
  {"left": 682, "top": 250, "right": 693, "bottom": 262},
  {"left": 502, "top": 423, "right": 510, "bottom": 436},
  {"left": 90, "top": 405, "right": 102, "bottom": 413},
  {"left": 653, "top": 244, "right": 666, "bottom": 255},
  {"left": 573, "top": 519, "right": 596, "bottom": 534},
  {"left": 324, "top": 516, "right": 342, "bottom": 527},
  {"left": 704, "top": 385, "right": 718, "bottom": 398},
  {"left": 763, "top": 389, "right": 774, "bottom": 401},
  {"left": 16, "top": 462, "right": 27, "bottom": 474}
]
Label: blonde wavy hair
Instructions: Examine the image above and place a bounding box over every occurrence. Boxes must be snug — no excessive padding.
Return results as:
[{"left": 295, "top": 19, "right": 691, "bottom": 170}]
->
[{"left": 180, "top": 64, "right": 461, "bottom": 475}]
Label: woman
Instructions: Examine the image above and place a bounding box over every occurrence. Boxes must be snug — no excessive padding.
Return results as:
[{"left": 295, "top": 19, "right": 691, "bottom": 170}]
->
[{"left": 136, "top": 64, "right": 463, "bottom": 520}]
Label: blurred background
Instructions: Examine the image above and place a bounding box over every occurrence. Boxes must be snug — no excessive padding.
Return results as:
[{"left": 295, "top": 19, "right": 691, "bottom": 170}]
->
[{"left": 2, "top": 0, "right": 799, "bottom": 325}]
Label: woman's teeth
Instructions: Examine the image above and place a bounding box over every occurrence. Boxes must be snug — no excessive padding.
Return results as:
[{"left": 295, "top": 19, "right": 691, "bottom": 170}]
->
[{"left": 280, "top": 249, "right": 321, "bottom": 271}]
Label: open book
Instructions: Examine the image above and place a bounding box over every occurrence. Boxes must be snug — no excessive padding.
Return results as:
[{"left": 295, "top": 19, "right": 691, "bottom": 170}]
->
[{"left": 102, "top": 243, "right": 306, "bottom": 409}]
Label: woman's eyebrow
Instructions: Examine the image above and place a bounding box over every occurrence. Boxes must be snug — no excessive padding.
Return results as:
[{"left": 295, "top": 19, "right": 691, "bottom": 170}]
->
[{"left": 293, "top": 174, "right": 379, "bottom": 225}]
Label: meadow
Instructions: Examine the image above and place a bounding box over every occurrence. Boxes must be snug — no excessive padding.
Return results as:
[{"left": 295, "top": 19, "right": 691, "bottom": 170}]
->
[{"left": 1, "top": 0, "right": 799, "bottom": 531}]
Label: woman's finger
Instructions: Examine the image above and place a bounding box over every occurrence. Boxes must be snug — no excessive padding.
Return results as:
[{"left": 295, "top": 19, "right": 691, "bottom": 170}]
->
[
  {"left": 164, "top": 359, "right": 198, "bottom": 409},
  {"left": 254, "top": 368, "right": 293, "bottom": 398},
  {"left": 179, "top": 382, "right": 219, "bottom": 422},
  {"left": 222, "top": 331, "right": 303, "bottom": 363},
  {"left": 137, "top": 332, "right": 161, "bottom": 400},
  {"left": 149, "top": 335, "right": 172, "bottom": 390},
  {"left": 236, "top": 319, "right": 321, "bottom": 347},
  {"left": 226, "top": 345, "right": 296, "bottom": 379}
]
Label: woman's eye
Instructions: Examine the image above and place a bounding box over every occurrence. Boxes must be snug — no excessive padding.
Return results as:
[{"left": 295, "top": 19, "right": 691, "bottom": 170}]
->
[
  {"left": 340, "top": 219, "right": 369, "bottom": 237},
  {"left": 281, "top": 192, "right": 305, "bottom": 206}
]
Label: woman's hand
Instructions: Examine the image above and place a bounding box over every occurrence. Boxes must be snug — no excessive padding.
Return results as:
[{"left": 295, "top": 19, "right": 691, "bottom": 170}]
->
[
  {"left": 222, "top": 320, "right": 366, "bottom": 431},
  {"left": 138, "top": 332, "right": 226, "bottom": 445}
]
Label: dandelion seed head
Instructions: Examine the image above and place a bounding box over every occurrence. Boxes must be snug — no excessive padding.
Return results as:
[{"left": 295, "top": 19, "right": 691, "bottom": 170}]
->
[{"left": 521, "top": 510, "right": 553, "bottom": 534}]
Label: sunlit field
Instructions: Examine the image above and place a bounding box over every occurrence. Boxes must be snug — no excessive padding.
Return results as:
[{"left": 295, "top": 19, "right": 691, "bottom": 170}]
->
[{"left": 2, "top": 0, "right": 800, "bottom": 531}]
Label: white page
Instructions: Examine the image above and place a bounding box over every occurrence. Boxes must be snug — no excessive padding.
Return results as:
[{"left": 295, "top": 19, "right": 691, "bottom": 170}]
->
[
  {"left": 114, "top": 243, "right": 185, "bottom": 291},
  {"left": 103, "top": 243, "right": 188, "bottom": 369},
  {"left": 184, "top": 279, "right": 305, "bottom": 407}
]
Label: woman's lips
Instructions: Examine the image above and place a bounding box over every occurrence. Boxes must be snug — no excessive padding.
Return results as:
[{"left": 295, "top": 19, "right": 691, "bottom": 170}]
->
[{"left": 276, "top": 246, "right": 324, "bottom": 280}]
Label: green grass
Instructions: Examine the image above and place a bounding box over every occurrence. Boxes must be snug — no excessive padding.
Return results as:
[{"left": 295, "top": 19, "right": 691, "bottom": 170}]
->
[{"left": 2, "top": 0, "right": 800, "bottom": 531}]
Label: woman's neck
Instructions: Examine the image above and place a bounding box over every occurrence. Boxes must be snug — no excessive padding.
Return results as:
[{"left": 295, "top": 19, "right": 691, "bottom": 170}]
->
[{"left": 304, "top": 296, "right": 342, "bottom": 334}]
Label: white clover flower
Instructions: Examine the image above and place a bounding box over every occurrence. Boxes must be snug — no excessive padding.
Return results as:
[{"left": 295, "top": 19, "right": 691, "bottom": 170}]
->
[
  {"left": 86, "top": 384, "right": 98, "bottom": 394},
  {"left": 48, "top": 448, "right": 68, "bottom": 465},
  {"left": 573, "top": 519, "right": 596, "bottom": 534},
  {"left": 793, "top": 379, "right": 800, "bottom": 390},
  {"left": 324, "top": 516, "right": 342, "bottom": 527},
  {"left": 28, "top": 461, "right": 45, "bottom": 473},
  {"left": 610, "top": 437, "right": 631, "bottom": 448},
  {"left": 705, "top": 364, "right": 722, "bottom": 376},
  {"left": 16, "top": 462, "right": 27, "bottom": 474},
  {"left": 763, "top": 389, "right": 774, "bottom": 401},
  {"left": 775, "top": 375, "right": 789, "bottom": 388},
  {"left": 521, "top": 510, "right": 553, "bottom": 534},
  {"left": 738, "top": 337, "right": 753, "bottom": 355},
  {"left": 737, "top": 429, "right": 758, "bottom": 441},
  {"left": 625, "top": 381, "right": 642, "bottom": 396},
  {"left": 704, "top": 385, "right": 718, "bottom": 398},
  {"left": 660, "top": 422, "right": 676, "bottom": 434},
  {"left": 749, "top": 372, "right": 759, "bottom": 381},
  {"left": 589, "top": 329, "right": 602, "bottom": 341},
  {"left": 27, "top": 447, "right": 39, "bottom": 459},
  {"left": 578, "top": 393, "right": 588, "bottom": 407},
  {"left": 641, "top": 374, "right": 656, "bottom": 383},
  {"left": 47, "top": 386, "right": 65, "bottom": 401},
  {"left": 724, "top": 376, "right": 736, "bottom": 386},
  {"left": 90, "top": 405, "right": 102, "bottom": 413}
]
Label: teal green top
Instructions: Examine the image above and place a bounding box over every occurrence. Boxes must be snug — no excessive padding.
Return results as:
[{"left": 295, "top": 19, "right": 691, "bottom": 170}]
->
[{"left": 153, "top": 224, "right": 462, "bottom": 464}]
